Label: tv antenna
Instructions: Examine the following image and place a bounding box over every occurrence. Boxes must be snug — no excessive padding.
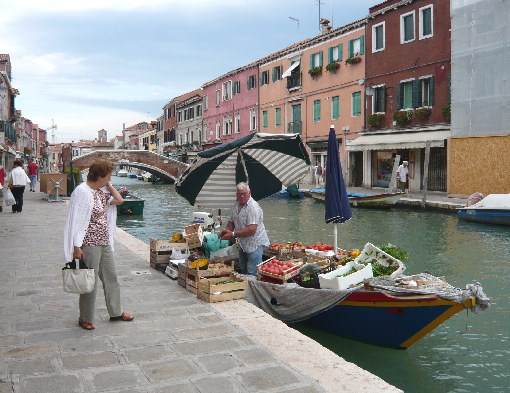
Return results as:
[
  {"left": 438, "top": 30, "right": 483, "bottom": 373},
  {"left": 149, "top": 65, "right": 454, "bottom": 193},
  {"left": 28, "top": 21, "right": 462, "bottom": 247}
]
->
[
  {"left": 316, "top": 0, "right": 325, "bottom": 33},
  {"left": 47, "top": 119, "right": 57, "bottom": 144}
]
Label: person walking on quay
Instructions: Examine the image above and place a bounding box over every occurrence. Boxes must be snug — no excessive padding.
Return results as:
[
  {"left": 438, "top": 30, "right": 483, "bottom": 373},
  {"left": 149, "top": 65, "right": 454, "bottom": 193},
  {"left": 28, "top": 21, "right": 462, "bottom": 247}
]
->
[
  {"left": 8, "top": 159, "right": 30, "bottom": 213},
  {"left": 397, "top": 160, "right": 409, "bottom": 192},
  {"left": 316, "top": 162, "right": 323, "bottom": 185},
  {"left": 27, "top": 158, "right": 38, "bottom": 192},
  {"left": 63, "top": 160, "right": 134, "bottom": 330},
  {"left": 219, "top": 182, "right": 270, "bottom": 276}
]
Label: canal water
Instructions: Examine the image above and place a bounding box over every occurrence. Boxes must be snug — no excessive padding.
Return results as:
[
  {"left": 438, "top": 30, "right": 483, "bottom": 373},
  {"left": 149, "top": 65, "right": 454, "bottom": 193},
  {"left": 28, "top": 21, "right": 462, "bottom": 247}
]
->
[{"left": 112, "top": 177, "right": 509, "bottom": 393}]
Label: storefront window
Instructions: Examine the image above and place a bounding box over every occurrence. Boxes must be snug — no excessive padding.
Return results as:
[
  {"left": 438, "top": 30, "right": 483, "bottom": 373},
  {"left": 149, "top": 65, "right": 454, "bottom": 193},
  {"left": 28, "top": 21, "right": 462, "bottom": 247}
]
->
[{"left": 373, "top": 151, "right": 393, "bottom": 187}]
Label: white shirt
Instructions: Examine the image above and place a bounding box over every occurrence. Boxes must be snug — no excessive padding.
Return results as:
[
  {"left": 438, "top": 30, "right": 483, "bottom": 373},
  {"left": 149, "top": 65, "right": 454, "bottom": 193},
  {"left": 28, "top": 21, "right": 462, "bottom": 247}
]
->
[
  {"left": 230, "top": 197, "right": 270, "bottom": 253},
  {"left": 63, "top": 182, "right": 117, "bottom": 261},
  {"left": 397, "top": 164, "right": 408, "bottom": 182},
  {"left": 10, "top": 166, "right": 30, "bottom": 186}
]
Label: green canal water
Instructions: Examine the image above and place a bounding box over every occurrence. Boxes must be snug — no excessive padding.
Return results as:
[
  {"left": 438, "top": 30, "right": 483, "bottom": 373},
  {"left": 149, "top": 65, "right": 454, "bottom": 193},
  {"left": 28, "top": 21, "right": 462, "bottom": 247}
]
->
[{"left": 112, "top": 177, "right": 510, "bottom": 393}]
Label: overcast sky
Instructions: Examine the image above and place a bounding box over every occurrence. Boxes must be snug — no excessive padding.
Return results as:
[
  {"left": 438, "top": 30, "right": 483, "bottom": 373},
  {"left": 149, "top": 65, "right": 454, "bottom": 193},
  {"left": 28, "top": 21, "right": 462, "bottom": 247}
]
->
[{"left": 1, "top": 0, "right": 374, "bottom": 143}]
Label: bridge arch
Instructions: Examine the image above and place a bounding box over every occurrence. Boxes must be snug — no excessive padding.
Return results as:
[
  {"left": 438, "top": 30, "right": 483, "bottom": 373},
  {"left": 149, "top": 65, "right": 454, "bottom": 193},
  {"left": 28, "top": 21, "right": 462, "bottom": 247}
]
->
[{"left": 72, "top": 150, "right": 188, "bottom": 183}]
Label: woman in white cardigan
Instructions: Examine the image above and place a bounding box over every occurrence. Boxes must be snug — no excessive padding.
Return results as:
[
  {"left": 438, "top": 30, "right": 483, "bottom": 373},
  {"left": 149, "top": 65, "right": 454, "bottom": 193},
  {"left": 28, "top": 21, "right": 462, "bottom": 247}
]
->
[{"left": 64, "top": 160, "right": 134, "bottom": 330}]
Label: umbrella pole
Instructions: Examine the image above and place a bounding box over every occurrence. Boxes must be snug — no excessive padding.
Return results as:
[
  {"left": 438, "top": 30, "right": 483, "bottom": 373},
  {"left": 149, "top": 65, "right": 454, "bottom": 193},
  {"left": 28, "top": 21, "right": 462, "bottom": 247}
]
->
[{"left": 334, "top": 223, "right": 338, "bottom": 255}]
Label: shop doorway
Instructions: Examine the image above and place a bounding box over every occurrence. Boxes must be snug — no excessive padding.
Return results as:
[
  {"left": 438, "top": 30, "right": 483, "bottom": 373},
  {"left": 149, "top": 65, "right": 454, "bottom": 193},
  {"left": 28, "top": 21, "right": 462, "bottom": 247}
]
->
[{"left": 351, "top": 151, "right": 363, "bottom": 187}]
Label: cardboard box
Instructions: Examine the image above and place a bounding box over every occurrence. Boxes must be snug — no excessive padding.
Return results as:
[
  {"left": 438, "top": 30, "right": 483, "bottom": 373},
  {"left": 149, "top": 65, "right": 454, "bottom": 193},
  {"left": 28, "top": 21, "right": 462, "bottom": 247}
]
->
[
  {"left": 150, "top": 238, "right": 189, "bottom": 252},
  {"left": 197, "top": 274, "right": 247, "bottom": 303},
  {"left": 354, "top": 242, "right": 406, "bottom": 278},
  {"left": 318, "top": 261, "right": 373, "bottom": 290}
]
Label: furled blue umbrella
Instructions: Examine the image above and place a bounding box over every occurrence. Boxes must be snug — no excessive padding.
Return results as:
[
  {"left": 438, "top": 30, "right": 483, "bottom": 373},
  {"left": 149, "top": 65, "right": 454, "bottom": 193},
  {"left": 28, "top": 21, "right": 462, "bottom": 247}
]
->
[{"left": 325, "top": 125, "right": 352, "bottom": 252}]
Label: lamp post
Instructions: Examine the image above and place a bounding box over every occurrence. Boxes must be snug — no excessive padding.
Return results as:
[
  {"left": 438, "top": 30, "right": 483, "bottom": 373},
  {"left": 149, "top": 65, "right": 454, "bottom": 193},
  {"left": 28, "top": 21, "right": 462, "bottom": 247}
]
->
[{"left": 289, "top": 16, "right": 300, "bottom": 42}]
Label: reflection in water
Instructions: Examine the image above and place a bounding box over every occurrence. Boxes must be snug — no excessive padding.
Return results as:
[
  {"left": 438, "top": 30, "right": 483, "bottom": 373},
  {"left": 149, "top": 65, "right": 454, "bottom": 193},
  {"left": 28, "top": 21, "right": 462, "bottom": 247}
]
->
[{"left": 111, "top": 177, "right": 510, "bottom": 393}]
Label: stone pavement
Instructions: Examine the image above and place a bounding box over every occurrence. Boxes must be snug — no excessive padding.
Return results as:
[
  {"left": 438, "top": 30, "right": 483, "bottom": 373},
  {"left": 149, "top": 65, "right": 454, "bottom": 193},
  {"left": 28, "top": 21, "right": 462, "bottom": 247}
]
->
[{"left": 0, "top": 187, "right": 401, "bottom": 393}]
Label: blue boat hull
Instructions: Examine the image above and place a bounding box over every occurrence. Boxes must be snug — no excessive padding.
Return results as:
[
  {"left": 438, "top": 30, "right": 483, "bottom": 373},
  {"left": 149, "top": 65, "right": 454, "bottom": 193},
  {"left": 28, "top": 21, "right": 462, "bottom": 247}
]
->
[{"left": 457, "top": 209, "right": 510, "bottom": 226}]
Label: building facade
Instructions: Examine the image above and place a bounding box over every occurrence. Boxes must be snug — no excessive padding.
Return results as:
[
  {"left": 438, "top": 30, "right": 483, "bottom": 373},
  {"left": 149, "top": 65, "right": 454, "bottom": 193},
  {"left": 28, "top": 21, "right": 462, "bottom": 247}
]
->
[{"left": 175, "top": 90, "right": 203, "bottom": 148}]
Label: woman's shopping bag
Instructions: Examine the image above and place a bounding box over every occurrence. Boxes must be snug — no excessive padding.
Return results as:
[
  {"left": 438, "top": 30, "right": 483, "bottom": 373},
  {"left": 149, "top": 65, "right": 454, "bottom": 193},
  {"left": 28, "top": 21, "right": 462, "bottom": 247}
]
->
[
  {"left": 62, "top": 259, "right": 96, "bottom": 294},
  {"left": 5, "top": 189, "right": 15, "bottom": 206}
]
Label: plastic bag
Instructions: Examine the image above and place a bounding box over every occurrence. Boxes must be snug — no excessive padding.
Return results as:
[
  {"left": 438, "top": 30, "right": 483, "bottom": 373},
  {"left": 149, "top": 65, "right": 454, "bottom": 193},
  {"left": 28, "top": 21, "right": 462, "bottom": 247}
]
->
[
  {"left": 5, "top": 189, "right": 15, "bottom": 206},
  {"left": 170, "top": 247, "right": 190, "bottom": 260}
]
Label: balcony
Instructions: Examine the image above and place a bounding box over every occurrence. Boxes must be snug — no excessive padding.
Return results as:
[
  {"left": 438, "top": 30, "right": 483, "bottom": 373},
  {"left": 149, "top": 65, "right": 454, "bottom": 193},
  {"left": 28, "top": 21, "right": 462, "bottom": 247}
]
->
[
  {"left": 287, "top": 73, "right": 302, "bottom": 90},
  {"left": 287, "top": 121, "right": 302, "bottom": 134},
  {"left": 0, "top": 120, "right": 17, "bottom": 142}
]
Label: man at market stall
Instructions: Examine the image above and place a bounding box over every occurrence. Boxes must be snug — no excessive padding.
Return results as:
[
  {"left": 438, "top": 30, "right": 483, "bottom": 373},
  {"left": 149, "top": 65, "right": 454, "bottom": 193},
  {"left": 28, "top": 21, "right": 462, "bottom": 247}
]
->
[{"left": 219, "top": 182, "right": 270, "bottom": 275}]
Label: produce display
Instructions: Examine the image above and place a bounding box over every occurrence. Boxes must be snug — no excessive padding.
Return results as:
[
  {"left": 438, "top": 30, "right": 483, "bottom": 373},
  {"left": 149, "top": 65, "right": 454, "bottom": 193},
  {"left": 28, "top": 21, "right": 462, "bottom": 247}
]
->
[
  {"left": 306, "top": 243, "right": 334, "bottom": 251},
  {"left": 260, "top": 259, "right": 297, "bottom": 275},
  {"left": 269, "top": 241, "right": 305, "bottom": 252},
  {"left": 190, "top": 258, "right": 209, "bottom": 270},
  {"left": 258, "top": 257, "right": 302, "bottom": 281}
]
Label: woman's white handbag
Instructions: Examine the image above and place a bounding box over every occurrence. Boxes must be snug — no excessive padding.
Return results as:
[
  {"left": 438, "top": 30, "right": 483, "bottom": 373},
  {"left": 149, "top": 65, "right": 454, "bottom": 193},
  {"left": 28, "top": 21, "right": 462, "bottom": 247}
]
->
[
  {"left": 5, "top": 189, "right": 15, "bottom": 206},
  {"left": 62, "top": 259, "right": 96, "bottom": 294}
]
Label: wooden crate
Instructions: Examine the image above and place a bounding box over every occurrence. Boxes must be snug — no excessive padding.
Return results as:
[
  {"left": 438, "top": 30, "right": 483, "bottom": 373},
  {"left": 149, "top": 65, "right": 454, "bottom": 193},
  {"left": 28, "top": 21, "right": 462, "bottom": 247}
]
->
[
  {"left": 178, "top": 276, "right": 186, "bottom": 288},
  {"left": 150, "top": 260, "right": 169, "bottom": 273},
  {"left": 197, "top": 274, "right": 247, "bottom": 303},
  {"left": 150, "top": 238, "right": 189, "bottom": 252},
  {"left": 257, "top": 256, "right": 303, "bottom": 283},
  {"left": 150, "top": 250, "right": 171, "bottom": 264},
  {"left": 184, "top": 224, "right": 204, "bottom": 249}
]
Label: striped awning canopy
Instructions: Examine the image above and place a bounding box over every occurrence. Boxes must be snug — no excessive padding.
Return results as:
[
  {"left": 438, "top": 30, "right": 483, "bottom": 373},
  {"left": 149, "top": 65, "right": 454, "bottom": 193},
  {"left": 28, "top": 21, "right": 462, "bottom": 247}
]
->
[{"left": 175, "top": 133, "right": 311, "bottom": 209}]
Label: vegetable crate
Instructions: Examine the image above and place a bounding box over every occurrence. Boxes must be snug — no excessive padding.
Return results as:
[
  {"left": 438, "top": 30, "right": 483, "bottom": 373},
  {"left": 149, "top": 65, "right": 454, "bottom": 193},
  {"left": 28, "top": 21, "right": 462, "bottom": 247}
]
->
[
  {"left": 257, "top": 256, "right": 303, "bottom": 284},
  {"left": 353, "top": 242, "right": 405, "bottom": 278},
  {"left": 150, "top": 238, "right": 189, "bottom": 252},
  {"left": 185, "top": 262, "right": 234, "bottom": 294},
  {"left": 318, "top": 261, "right": 373, "bottom": 290},
  {"left": 197, "top": 274, "right": 247, "bottom": 303},
  {"left": 178, "top": 262, "right": 187, "bottom": 288},
  {"left": 184, "top": 224, "right": 204, "bottom": 249}
]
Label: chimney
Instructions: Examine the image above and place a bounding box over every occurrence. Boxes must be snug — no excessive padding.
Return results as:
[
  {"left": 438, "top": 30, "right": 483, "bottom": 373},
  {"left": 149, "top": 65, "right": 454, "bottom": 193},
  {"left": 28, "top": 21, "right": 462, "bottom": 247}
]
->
[{"left": 320, "top": 18, "right": 331, "bottom": 35}]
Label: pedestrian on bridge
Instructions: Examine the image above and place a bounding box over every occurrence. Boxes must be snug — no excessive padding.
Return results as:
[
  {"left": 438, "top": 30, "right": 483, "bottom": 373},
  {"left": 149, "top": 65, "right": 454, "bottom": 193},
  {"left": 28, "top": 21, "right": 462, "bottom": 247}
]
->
[{"left": 64, "top": 160, "right": 134, "bottom": 330}]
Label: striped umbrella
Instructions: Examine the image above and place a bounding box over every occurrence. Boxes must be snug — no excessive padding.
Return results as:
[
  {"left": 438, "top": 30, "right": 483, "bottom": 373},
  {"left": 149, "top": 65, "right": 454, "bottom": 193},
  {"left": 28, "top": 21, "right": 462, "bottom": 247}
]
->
[{"left": 175, "top": 133, "right": 311, "bottom": 208}]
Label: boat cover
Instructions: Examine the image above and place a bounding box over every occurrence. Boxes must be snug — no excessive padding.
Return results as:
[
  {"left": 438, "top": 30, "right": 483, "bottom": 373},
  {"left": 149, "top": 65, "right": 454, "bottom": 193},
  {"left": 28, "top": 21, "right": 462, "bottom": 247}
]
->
[
  {"left": 246, "top": 273, "right": 490, "bottom": 323},
  {"left": 467, "top": 194, "right": 510, "bottom": 210}
]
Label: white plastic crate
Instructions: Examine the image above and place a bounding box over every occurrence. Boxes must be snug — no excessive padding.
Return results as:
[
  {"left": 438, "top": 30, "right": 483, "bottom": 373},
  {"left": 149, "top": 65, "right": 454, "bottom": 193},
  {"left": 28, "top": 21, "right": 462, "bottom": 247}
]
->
[
  {"left": 318, "top": 261, "right": 373, "bottom": 290},
  {"left": 353, "top": 242, "right": 405, "bottom": 277}
]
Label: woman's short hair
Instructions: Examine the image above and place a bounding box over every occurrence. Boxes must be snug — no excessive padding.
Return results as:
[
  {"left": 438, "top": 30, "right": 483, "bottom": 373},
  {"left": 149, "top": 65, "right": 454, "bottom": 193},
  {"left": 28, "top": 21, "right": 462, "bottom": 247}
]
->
[{"left": 87, "top": 160, "right": 115, "bottom": 182}]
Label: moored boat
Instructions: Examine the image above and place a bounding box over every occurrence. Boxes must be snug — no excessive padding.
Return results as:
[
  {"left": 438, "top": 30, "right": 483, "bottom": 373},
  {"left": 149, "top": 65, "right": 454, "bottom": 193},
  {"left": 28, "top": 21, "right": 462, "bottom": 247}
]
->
[
  {"left": 117, "top": 169, "right": 128, "bottom": 177},
  {"left": 457, "top": 194, "right": 510, "bottom": 226},
  {"left": 117, "top": 188, "right": 145, "bottom": 215},
  {"left": 309, "top": 188, "right": 405, "bottom": 207}
]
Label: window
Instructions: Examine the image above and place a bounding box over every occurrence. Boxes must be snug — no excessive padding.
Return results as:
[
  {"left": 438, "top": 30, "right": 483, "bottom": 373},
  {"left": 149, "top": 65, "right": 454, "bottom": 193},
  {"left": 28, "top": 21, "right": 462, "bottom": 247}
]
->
[
  {"left": 185, "top": 131, "right": 189, "bottom": 144},
  {"left": 401, "top": 11, "right": 415, "bottom": 43},
  {"left": 215, "top": 89, "right": 220, "bottom": 106},
  {"left": 260, "top": 70, "right": 269, "bottom": 86},
  {"left": 196, "top": 104, "right": 202, "bottom": 117},
  {"left": 352, "top": 92, "right": 361, "bottom": 117},
  {"left": 272, "top": 66, "right": 282, "bottom": 82},
  {"left": 348, "top": 36, "right": 364, "bottom": 57},
  {"left": 203, "top": 95, "right": 208, "bottom": 110},
  {"left": 203, "top": 123, "right": 208, "bottom": 141},
  {"left": 216, "top": 120, "right": 220, "bottom": 139},
  {"left": 188, "top": 107, "right": 194, "bottom": 120},
  {"left": 313, "top": 100, "right": 321, "bottom": 122},
  {"left": 179, "top": 134, "right": 183, "bottom": 145},
  {"left": 331, "top": 96, "right": 340, "bottom": 120},
  {"left": 247, "top": 75, "right": 256, "bottom": 90},
  {"left": 327, "top": 44, "right": 343, "bottom": 63},
  {"left": 232, "top": 81, "right": 241, "bottom": 95},
  {"left": 373, "top": 86, "right": 386, "bottom": 113},
  {"left": 310, "top": 51, "right": 323, "bottom": 69},
  {"left": 235, "top": 112, "right": 240, "bottom": 133},
  {"left": 223, "top": 80, "right": 232, "bottom": 101},
  {"left": 419, "top": 5, "right": 433, "bottom": 39},
  {"left": 420, "top": 76, "right": 434, "bottom": 106},
  {"left": 275, "top": 108, "right": 281, "bottom": 128},
  {"left": 372, "top": 22, "right": 385, "bottom": 52},
  {"left": 263, "top": 110, "right": 268, "bottom": 128},
  {"left": 250, "top": 107, "right": 256, "bottom": 130},
  {"left": 191, "top": 130, "right": 194, "bottom": 143},
  {"left": 396, "top": 80, "right": 415, "bottom": 109},
  {"left": 178, "top": 111, "right": 182, "bottom": 123}
]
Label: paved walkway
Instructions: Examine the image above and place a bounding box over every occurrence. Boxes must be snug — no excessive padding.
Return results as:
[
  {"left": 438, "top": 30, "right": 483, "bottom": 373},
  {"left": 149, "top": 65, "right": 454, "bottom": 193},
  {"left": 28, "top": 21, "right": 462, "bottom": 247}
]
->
[{"left": 0, "top": 187, "right": 401, "bottom": 393}]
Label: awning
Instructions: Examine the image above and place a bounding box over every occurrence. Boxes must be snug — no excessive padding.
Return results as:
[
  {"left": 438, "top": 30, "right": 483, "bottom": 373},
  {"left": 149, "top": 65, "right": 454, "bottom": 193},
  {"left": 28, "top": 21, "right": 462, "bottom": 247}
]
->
[
  {"left": 345, "top": 130, "right": 450, "bottom": 151},
  {"left": 282, "top": 61, "right": 300, "bottom": 78}
]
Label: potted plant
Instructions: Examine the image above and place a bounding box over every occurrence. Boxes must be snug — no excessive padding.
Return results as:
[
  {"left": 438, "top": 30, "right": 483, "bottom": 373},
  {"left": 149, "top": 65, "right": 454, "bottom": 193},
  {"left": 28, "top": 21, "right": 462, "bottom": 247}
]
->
[
  {"left": 414, "top": 108, "right": 432, "bottom": 121},
  {"left": 392, "top": 110, "right": 413, "bottom": 127},
  {"left": 326, "top": 61, "right": 340, "bottom": 73},
  {"left": 345, "top": 56, "right": 361, "bottom": 65},
  {"left": 442, "top": 105, "right": 451, "bottom": 121},
  {"left": 367, "top": 113, "right": 384, "bottom": 129},
  {"left": 308, "top": 66, "right": 323, "bottom": 78}
]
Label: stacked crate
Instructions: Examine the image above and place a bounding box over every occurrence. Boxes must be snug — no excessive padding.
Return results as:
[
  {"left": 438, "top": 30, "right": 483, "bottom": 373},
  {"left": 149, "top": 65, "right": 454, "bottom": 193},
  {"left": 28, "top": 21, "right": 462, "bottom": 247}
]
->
[
  {"left": 184, "top": 224, "right": 204, "bottom": 250},
  {"left": 185, "top": 261, "right": 234, "bottom": 294},
  {"left": 149, "top": 238, "right": 188, "bottom": 273}
]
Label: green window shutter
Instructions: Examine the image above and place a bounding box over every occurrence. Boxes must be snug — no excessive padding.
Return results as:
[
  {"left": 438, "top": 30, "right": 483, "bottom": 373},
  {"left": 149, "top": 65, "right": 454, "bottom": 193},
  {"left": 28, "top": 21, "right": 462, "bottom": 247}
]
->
[
  {"left": 359, "top": 35, "right": 364, "bottom": 55},
  {"left": 338, "top": 44, "right": 343, "bottom": 61},
  {"left": 332, "top": 96, "right": 340, "bottom": 119},
  {"left": 272, "top": 67, "right": 276, "bottom": 82},
  {"left": 247, "top": 76, "right": 250, "bottom": 90},
  {"left": 412, "top": 79, "right": 421, "bottom": 108},
  {"left": 260, "top": 73, "right": 264, "bottom": 86},
  {"left": 319, "top": 51, "right": 323, "bottom": 67},
  {"left": 314, "top": 100, "right": 321, "bottom": 122},
  {"left": 396, "top": 83, "right": 403, "bottom": 110},
  {"left": 429, "top": 76, "right": 435, "bottom": 106},
  {"left": 328, "top": 47, "right": 333, "bottom": 64},
  {"left": 263, "top": 111, "right": 268, "bottom": 128},
  {"left": 447, "top": 74, "right": 451, "bottom": 104},
  {"left": 310, "top": 53, "right": 314, "bottom": 69},
  {"left": 348, "top": 40, "right": 353, "bottom": 58},
  {"left": 275, "top": 108, "right": 281, "bottom": 127},
  {"left": 381, "top": 86, "right": 386, "bottom": 112}
]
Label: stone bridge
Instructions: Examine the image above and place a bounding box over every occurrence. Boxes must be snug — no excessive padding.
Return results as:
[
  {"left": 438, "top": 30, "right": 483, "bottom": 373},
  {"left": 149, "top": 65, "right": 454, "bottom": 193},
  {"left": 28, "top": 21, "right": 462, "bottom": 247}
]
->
[{"left": 72, "top": 150, "right": 189, "bottom": 183}]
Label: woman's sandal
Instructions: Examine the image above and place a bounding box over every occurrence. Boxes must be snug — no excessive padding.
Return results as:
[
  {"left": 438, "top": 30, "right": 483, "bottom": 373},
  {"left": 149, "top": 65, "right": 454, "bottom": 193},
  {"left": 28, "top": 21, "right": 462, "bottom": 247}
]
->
[
  {"left": 110, "top": 312, "right": 134, "bottom": 322},
  {"left": 78, "top": 318, "right": 95, "bottom": 330}
]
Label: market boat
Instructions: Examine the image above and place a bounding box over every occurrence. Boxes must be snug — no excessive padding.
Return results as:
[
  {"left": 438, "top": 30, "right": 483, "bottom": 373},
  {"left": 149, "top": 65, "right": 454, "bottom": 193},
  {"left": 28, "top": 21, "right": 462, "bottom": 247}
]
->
[
  {"left": 309, "top": 188, "right": 405, "bottom": 208},
  {"left": 457, "top": 194, "right": 510, "bottom": 226},
  {"left": 117, "top": 169, "right": 128, "bottom": 177},
  {"left": 117, "top": 188, "right": 145, "bottom": 215}
]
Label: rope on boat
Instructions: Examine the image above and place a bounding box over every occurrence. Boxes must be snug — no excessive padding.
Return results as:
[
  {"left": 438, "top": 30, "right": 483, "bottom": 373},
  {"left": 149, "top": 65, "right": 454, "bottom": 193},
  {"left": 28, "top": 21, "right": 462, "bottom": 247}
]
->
[{"left": 368, "top": 273, "right": 491, "bottom": 314}]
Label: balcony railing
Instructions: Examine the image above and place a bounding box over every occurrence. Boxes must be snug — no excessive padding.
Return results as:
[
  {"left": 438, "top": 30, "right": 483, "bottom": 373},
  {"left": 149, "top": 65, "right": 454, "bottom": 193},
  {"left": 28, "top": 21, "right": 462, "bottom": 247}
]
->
[
  {"left": 0, "top": 120, "right": 17, "bottom": 142},
  {"left": 287, "top": 121, "right": 302, "bottom": 134},
  {"left": 287, "top": 73, "right": 302, "bottom": 90}
]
